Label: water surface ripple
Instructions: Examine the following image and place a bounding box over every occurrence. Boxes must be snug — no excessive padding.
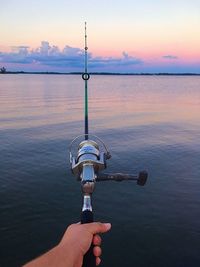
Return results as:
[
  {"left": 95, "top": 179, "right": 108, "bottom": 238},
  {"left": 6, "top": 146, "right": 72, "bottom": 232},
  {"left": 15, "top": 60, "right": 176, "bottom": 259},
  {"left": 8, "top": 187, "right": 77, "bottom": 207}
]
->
[{"left": 0, "top": 74, "right": 200, "bottom": 267}]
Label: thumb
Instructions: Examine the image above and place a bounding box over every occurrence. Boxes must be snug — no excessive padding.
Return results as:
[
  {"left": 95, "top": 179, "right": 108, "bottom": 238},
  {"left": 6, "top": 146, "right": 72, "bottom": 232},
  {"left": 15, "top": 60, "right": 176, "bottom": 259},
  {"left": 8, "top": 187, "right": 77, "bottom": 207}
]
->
[{"left": 86, "top": 222, "right": 111, "bottom": 235}]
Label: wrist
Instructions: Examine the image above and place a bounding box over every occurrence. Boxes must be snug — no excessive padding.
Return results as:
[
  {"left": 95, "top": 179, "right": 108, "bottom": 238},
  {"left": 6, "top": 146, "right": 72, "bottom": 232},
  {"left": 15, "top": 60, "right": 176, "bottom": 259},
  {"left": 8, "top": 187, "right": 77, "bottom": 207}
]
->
[
  {"left": 57, "top": 241, "right": 82, "bottom": 267},
  {"left": 23, "top": 244, "right": 75, "bottom": 267}
]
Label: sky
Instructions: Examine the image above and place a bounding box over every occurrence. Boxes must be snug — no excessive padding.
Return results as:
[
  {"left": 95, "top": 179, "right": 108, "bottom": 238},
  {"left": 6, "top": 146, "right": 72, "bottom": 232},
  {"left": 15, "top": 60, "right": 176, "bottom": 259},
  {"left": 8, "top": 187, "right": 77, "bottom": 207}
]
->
[{"left": 0, "top": 0, "right": 200, "bottom": 73}]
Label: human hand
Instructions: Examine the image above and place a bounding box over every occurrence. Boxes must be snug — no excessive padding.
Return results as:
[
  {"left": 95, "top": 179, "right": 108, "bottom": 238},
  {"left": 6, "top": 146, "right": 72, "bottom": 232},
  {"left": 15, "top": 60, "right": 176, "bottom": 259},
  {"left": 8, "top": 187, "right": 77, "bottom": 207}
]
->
[
  {"left": 59, "top": 222, "right": 112, "bottom": 267},
  {"left": 23, "top": 222, "right": 111, "bottom": 267}
]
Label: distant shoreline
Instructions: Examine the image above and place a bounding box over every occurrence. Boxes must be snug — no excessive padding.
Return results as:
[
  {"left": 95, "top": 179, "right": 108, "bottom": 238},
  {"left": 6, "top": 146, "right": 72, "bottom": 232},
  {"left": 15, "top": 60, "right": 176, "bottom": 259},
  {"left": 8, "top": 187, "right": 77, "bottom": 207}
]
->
[{"left": 0, "top": 71, "right": 200, "bottom": 76}]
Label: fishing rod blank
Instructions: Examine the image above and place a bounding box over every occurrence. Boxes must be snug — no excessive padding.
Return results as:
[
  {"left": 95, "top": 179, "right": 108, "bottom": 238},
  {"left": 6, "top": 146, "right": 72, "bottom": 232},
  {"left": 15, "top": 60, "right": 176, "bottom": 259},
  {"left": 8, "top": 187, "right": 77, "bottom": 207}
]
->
[{"left": 82, "top": 21, "right": 90, "bottom": 140}]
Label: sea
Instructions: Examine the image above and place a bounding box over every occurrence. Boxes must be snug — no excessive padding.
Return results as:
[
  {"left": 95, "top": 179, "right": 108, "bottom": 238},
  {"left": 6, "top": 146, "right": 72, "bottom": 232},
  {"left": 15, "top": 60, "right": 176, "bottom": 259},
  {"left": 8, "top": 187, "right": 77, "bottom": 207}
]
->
[{"left": 0, "top": 74, "right": 200, "bottom": 267}]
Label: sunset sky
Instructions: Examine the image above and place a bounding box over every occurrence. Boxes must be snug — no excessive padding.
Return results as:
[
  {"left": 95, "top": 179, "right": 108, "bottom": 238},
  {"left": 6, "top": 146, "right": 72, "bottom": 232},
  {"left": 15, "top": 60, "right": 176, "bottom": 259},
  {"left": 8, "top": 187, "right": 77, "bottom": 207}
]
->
[{"left": 0, "top": 0, "right": 200, "bottom": 73}]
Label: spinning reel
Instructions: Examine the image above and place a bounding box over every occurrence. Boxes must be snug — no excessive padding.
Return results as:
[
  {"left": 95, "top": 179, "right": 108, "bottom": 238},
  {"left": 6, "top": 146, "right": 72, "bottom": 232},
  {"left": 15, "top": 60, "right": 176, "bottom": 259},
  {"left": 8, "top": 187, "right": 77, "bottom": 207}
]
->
[{"left": 69, "top": 134, "right": 148, "bottom": 216}]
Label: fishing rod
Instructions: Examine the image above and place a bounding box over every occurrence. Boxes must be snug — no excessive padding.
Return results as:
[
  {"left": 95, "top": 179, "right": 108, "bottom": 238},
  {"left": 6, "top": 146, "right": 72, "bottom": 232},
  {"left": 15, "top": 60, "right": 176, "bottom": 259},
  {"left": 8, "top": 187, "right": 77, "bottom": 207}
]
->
[
  {"left": 83, "top": 21, "right": 89, "bottom": 140},
  {"left": 69, "top": 22, "right": 148, "bottom": 267}
]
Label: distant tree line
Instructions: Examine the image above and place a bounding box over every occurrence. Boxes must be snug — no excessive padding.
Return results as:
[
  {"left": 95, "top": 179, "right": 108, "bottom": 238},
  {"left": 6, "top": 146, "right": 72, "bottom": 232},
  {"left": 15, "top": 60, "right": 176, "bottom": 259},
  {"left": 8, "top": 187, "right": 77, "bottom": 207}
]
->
[{"left": 0, "top": 67, "right": 7, "bottom": 73}]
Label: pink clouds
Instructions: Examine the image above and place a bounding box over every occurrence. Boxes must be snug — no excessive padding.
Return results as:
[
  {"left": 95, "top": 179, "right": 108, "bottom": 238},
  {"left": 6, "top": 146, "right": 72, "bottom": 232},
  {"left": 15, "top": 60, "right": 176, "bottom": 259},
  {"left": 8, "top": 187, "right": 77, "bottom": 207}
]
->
[{"left": 0, "top": 41, "right": 200, "bottom": 73}]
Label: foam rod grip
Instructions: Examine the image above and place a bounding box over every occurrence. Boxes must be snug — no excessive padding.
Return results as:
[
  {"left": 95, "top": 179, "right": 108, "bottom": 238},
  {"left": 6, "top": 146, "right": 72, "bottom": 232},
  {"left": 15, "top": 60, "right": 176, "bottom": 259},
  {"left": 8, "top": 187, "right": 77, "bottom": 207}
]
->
[{"left": 81, "top": 210, "right": 96, "bottom": 267}]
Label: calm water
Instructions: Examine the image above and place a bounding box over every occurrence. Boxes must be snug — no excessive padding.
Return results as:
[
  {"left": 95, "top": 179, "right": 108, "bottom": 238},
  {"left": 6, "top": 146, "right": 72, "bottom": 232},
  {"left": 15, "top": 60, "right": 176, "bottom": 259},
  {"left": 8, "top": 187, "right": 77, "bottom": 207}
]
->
[{"left": 0, "top": 74, "right": 200, "bottom": 267}]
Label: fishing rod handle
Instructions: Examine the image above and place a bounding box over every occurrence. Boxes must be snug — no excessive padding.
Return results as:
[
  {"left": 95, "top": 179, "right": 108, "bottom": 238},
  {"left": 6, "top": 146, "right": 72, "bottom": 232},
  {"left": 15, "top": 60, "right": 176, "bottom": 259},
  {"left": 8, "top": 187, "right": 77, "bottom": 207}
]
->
[{"left": 81, "top": 210, "right": 96, "bottom": 267}]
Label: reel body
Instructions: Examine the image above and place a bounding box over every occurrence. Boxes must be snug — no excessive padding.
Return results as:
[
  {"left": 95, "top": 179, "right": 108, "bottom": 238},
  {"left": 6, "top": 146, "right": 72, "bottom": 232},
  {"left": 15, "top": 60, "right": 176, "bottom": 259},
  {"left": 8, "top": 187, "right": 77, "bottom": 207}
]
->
[
  {"left": 70, "top": 138, "right": 108, "bottom": 199},
  {"left": 70, "top": 139, "right": 107, "bottom": 180}
]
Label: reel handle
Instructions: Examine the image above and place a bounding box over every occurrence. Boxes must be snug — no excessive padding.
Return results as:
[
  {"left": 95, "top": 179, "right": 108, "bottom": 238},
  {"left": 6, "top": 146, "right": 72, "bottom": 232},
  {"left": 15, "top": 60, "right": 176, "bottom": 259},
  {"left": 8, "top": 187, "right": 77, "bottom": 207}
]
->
[
  {"left": 81, "top": 210, "right": 96, "bottom": 267},
  {"left": 96, "top": 171, "right": 148, "bottom": 185}
]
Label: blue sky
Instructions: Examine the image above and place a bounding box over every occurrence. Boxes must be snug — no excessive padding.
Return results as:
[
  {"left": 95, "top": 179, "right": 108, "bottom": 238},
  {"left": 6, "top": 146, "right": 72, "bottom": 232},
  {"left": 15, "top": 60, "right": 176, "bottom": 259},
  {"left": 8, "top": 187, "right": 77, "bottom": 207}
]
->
[{"left": 0, "top": 0, "right": 200, "bottom": 73}]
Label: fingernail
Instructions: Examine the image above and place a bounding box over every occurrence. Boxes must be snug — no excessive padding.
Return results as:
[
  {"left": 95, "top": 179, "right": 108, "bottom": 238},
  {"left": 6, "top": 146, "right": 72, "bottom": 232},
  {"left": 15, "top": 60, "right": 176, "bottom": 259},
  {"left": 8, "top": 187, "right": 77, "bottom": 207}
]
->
[{"left": 104, "top": 223, "right": 111, "bottom": 230}]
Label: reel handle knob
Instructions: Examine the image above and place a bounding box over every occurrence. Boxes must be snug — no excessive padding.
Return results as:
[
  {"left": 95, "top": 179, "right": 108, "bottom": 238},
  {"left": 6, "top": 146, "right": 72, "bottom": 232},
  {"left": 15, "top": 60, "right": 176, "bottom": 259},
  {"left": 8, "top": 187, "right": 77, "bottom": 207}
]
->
[
  {"left": 137, "top": 171, "right": 148, "bottom": 186},
  {"left": 81, "top": 210, "right": 96, "bottom": 267}
]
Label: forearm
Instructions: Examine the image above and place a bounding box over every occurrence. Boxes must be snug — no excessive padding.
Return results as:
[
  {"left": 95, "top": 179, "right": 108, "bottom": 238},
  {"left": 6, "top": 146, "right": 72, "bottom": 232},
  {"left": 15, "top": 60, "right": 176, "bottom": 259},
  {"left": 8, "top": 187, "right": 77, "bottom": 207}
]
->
[{"left": 23, "top": 244, "right": 75, "bottom": 267}]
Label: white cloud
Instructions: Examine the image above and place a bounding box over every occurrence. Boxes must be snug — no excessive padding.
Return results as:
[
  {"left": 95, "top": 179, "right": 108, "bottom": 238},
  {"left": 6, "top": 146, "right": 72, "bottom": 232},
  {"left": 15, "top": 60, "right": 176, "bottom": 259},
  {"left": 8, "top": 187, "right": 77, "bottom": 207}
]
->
[
  {"left": 63, "top": 45, "right": 83, "bottom": 57},
  {"left": 39, "top": 41, "right": 51, "bottom": 55},
  {"left": 0, "top": 42, "right": 143, "bottom": 72}
]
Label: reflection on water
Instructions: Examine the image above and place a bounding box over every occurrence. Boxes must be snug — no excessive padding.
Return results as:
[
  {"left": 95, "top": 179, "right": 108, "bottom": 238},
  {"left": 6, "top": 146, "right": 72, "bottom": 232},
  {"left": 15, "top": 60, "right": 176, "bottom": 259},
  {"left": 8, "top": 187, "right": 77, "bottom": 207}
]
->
[
  {"left": 1, "top": 75, "right": 200, "bottom": 132},
  {"left": 0, "top": 74, "right": 200, "bottom": 267}
]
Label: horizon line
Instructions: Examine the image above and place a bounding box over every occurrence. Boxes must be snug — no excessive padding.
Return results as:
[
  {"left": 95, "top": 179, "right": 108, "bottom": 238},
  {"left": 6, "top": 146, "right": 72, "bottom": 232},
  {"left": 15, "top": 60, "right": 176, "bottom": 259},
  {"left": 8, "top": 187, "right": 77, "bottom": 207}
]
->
[{"left": 1, "top": 71, "right": 200, "bottom": 76}]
